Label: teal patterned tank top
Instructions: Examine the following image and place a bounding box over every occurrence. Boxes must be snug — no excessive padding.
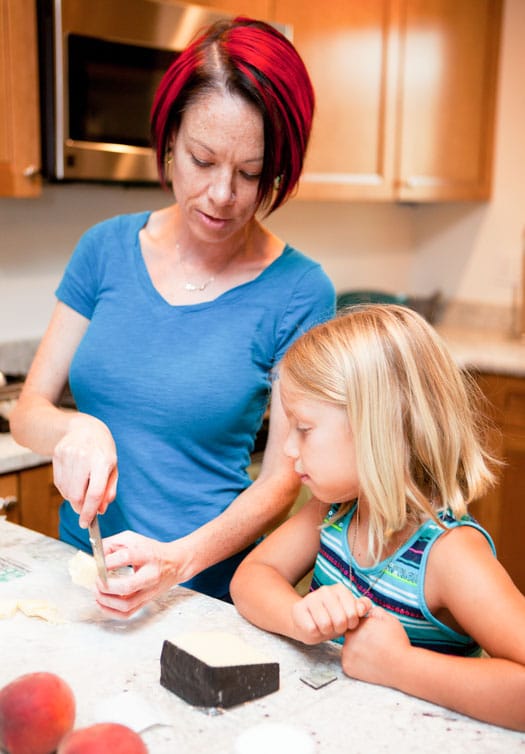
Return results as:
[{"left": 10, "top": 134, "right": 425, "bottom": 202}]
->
[{"left": 311, "top": 503, "right": 496, "bottom": 656}]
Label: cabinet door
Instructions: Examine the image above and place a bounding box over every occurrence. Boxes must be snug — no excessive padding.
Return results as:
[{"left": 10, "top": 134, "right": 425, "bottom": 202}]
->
[
  {"left": 18, "top": 464, "right": 62, "bottom": 539},
  {"left": 192, "top": 1, "right": 271, "bottom": 18},
  {"left": 0, "top": 472, "right": 20, "bottom": 525},
  {"left": 471, "top": 373, "right": 525, "bottom": 595},
  {"left": 0, "top": 0, "right": 41, "bottom": 197},
  {"left": 396, "top": 0, "right": 502, "bottom": 201},
  {"left": 273, "top": 0, "right": 399, "bottom": 200}
]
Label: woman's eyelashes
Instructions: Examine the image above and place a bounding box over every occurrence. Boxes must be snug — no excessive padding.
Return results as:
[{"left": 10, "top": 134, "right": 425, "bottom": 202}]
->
[{"left": 190, "top": 154, "right": 261, "bottom": 180}]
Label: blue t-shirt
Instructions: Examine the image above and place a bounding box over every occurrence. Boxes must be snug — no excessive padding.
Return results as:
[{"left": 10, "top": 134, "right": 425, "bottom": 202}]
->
[{"left": 56, "top": 211, "right": 335, "bottom": 597}]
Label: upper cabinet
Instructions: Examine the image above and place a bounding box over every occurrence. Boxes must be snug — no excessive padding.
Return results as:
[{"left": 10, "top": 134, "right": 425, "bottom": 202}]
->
[
  {"left": 273, "top": 0, "right": 503, "bottom": 202},
  {"left": 192, "top": 0, "right": 271, "bottom": 16},
  {"left": 0, "top": 0, "right": 41, "bottom": 197}
]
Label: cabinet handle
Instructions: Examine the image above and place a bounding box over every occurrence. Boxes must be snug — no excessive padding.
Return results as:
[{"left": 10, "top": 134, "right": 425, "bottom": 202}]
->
[
  {"left": 22, "top": 165, "right": 41, "bottom": 178},
  {"left": 0, "top": 496, "right": 18, "bottom": 512}
]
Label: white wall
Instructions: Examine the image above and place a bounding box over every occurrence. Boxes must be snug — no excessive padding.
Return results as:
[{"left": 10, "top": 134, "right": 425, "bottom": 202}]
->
[{"left": 0, "top": 0, "right": 522, "bottom": 345}]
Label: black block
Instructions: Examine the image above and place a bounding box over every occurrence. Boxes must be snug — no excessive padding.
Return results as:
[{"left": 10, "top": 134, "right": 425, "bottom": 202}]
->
[{"left": 160, "top": 631, "right": 280, "bottom": 709}]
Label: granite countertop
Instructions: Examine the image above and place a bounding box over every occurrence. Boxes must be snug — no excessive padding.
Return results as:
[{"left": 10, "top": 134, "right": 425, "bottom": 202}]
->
[
  {"left": 436, "top": 324, "right": 525, "bottom": 377},
  {"left": 1, "top": 520, "right": 524, "bottom": 754},
  {"left": 0, "top": 434, "right": 50, "bottom": 475},
  {"left": 1, "top": 319, "right": 524, "bottom": 477}
]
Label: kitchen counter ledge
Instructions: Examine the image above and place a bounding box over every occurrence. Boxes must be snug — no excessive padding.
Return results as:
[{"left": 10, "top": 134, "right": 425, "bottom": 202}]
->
[
  {"left": 1, "top": 325, "right": 524, "bottom": 478},
  {"left": 1, "top": 520, "right": 524, "bottom": 754}
]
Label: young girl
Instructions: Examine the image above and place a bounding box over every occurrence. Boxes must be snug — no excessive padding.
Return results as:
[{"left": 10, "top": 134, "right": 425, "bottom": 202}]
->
[{"left": 230, "top": 304, "right": 525, "bottom": 731}]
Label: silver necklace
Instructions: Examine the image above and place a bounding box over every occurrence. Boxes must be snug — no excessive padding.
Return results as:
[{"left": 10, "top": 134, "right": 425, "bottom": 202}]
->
[
  {"left": 349, "top": 506, "right": 394, "bottom": 598},
  {"left": 176, "top": 241, "right": 238, "bottom": 293}
]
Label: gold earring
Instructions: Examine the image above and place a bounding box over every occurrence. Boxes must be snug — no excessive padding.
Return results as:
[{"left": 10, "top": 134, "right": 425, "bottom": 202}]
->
[{"left": 273, "top": 174, "right": 282, "bottom": 191}]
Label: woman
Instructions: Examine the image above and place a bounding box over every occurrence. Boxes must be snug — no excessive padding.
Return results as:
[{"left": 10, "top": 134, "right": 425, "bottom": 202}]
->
[{"left": 10, "top": 17, "right": 335, "bottom": 614}]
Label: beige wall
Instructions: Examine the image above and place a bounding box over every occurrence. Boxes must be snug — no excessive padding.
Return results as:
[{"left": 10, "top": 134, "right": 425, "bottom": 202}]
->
[{"left": 0, "top": 0, "right": 522, "bottom": 344}]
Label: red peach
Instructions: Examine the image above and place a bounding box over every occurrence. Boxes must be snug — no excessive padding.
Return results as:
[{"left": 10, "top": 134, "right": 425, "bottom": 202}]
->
[
  {"left": 57, "top": 722, "right": 148, "bottom": 753},
  {"left": 0, "top": 671, "right": 76, "bottom": 754}
]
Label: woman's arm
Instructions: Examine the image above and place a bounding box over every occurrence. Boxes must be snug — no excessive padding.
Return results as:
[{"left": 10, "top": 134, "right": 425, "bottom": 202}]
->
[
  {"left": 341, "top": 526, "right": 525, "bottom": 731},
  {"left": 95, "top": 379, "right": 303, "bottom": 615},
  {"left": 10, "top": 302, "right": 118, "bottom": 524}
]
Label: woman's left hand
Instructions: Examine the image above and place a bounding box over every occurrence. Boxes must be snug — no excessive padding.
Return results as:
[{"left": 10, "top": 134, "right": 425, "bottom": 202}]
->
[
  {"left": 341, "top": 606, "right": 411, "bottom": 686},
  {"left": 94, "top": 531, "right": 183, "bottom": 618}
]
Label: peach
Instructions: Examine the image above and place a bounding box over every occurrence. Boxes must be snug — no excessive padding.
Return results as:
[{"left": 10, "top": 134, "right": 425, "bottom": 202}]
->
[
  {"left": 57, "top": 722, "right": 148, "bottom": 753},
  {"left": 0, "top": 671, "right": 75, "bottom": 754}
]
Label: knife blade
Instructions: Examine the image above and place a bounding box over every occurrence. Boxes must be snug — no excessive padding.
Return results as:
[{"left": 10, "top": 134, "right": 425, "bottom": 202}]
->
[{"left": 87, "top": 515, "right": 108, "bottom": 587}]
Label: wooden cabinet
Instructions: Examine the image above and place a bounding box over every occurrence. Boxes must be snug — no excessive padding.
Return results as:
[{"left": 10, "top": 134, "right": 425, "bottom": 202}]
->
[
  {"left": 470, "top": 373, "right": 525, "bottom": 595},
  {"left": 192, "top": 0, "right": 271, "bottom": 18},
  {"left": 0, "top": 472, "right": 20, "bottom": 525},
  {"left": 272, "top": 0, "right": 502, "bottom": 202},
  {"left": 0, "top": 464, "right": 61, "bottom": 538},
  {"left": 0, "top": 0, "right": 41, "bottom": 197}
]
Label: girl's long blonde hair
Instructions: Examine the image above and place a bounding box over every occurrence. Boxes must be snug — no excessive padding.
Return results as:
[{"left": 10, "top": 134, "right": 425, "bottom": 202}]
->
[{"left": 281, "top": 304, "right": 499, "bottom": 559}]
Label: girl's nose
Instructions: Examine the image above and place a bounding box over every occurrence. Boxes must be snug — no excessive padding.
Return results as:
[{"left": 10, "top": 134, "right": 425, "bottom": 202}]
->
[{"left": 283, "top": 431, "right": 298, "bottom": 460}]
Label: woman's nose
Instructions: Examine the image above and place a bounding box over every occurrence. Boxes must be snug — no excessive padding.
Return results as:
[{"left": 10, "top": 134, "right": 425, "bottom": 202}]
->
[{"left": 208, "top": 170, "right": 235, "bottom": 205}]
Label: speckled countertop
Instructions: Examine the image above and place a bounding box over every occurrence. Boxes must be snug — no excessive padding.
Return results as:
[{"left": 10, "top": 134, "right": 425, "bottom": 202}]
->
[
  {"left": 436, "top": 324, "right": 525, "bottom": 377},
  {"left": 1, "top": 520, "right": 524, "bottom": 754}
]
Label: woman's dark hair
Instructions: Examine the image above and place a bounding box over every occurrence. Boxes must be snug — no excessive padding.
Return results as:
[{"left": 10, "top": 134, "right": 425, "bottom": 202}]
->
[{"left": 150, "top": 16, "right": 315, "bottom": 215}]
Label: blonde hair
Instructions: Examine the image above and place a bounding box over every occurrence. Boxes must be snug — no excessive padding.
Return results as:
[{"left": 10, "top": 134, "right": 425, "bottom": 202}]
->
[{"left": 281, "top": 304, "right": 499, "bottom": 560}]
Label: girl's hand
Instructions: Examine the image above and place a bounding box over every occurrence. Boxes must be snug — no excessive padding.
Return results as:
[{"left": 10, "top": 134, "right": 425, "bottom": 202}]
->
[
  {"left": 291, "top": 584, "right": 372, "bottom": 644},
  {"left": 52, "top": 414, "right": 118, "bottom": 527},
  {"left": 342, "top": 606, "right": 411, "bottom": 685},
  {"left": 94, "top": 531, "right": 182, "bottom": 618}
]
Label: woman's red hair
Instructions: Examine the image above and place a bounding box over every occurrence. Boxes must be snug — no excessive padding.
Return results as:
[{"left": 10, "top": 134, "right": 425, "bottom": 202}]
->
[{"left": 150, "top": 17, "right": 315, "bottom": 214}]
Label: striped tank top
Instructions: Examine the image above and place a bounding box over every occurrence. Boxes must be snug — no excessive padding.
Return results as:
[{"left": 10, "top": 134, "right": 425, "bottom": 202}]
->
[{"left": 311, "top": 503, "right": 495, "bottom": 656}]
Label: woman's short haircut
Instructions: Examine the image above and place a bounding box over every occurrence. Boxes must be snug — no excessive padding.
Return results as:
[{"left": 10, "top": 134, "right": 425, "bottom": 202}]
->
[{"left": 150, "top": 16, "right": 315, "bottom": 215}]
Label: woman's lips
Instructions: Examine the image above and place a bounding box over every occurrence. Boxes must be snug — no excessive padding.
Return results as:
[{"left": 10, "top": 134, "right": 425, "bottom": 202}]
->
[{"left": 198, "top": 210, "right": 231, "bottom": 230}]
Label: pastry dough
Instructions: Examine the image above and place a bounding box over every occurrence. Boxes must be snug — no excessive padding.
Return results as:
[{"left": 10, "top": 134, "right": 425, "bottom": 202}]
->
[
  {"left": 0, "top": 598, "right": 63, "bottom": 623},
  {"left": 68, "top": 550, "right": 98, "bottom": 589}
]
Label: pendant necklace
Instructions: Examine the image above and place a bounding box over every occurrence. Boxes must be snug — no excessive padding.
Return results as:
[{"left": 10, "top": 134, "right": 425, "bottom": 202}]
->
[
  {"left": 349, "top": 506, "right": 395, "bottom": 599},
  {"left": 176, "top": 241, "right": 240, "bottom": 293}
]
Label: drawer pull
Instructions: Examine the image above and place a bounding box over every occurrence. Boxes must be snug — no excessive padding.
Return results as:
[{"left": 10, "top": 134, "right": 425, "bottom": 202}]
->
[{"left": 0, "top": 496, "right": 18, "bottom": 512}]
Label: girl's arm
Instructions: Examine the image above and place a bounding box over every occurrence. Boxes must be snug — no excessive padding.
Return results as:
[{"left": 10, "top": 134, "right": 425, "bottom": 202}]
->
[
  {"left": 230, "top": 497, "right": 371, "bottom": 644},
  {"left": 10, "top": 302, "right": 118, "bottom": 524},
  {"left": 341, "top": 526, "right": 525, "bottom": 731}
]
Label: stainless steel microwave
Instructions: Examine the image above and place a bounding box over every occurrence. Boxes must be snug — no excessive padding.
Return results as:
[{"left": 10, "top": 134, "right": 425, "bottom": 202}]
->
[{"left": 37, "top": 0, "right": 232, "bottom": 184}]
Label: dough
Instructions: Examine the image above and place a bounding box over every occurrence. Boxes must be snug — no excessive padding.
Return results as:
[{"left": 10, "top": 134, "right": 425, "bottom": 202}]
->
[
  {"left": 0, "top": 599, "right": 18, "bottom": 618},
  {"left": 68, "top": 550, "right": 98, "bottom": 589},
  {"left": 0, "top": 598, "right": 63, "bottom": 623}
]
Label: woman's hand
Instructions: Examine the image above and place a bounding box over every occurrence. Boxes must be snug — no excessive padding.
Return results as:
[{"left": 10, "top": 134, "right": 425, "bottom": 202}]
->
[
  {"left": 341, "top": 605, "right": 410, "bottom": 685},
  {"left": 52, "top": 414, "right": 118, "bottom": 527},
  {"left": 290, "top": 584, "right": 372, "bottom": 645},
  {"left": 94, "top": 531, "right": 183, "bottom": 618}
]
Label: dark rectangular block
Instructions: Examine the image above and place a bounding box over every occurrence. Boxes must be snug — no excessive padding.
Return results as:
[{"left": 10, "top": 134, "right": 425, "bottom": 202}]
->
[{"left": 160, "top": 631, "right": 279, "bottom": 709}]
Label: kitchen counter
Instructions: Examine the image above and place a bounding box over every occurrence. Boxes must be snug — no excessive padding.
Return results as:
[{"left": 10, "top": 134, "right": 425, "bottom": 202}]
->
[
  {"left": 436, "top": 325, "right": 525, "bottom": 378},
  {"left": 1, "top": 520, "right": 524, "bottom": 754},
  {"left": 0, "top": 433, "right": 50, "bottom": 474},
  {"left": 1, "top": 322, "right": 524, "bottom": 478}
]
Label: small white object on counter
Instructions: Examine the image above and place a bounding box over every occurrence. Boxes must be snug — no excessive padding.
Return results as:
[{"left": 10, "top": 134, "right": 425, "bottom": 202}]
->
[{"left": 234, "top": 722, "right": 316, "bottom": 754}]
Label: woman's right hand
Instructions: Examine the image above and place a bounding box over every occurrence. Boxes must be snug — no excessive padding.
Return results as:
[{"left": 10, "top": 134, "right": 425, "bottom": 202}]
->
[
  {"left": 290, "top": 584, "right": 372, "bottom": 645},
  {"left": 52, "top": 413, "right": 118, "bottom": 527}
]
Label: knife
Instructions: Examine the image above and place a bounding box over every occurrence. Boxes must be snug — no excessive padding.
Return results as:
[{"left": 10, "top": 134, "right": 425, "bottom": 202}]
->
[{"left": 87, "top": 515, "right": 108, "bottom": 587}]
